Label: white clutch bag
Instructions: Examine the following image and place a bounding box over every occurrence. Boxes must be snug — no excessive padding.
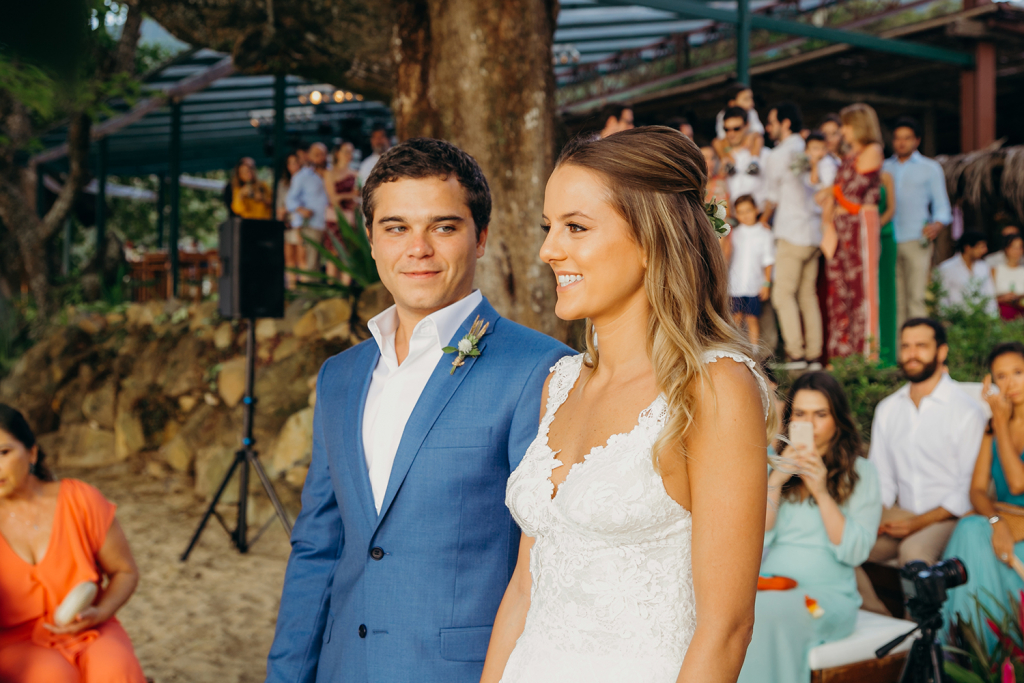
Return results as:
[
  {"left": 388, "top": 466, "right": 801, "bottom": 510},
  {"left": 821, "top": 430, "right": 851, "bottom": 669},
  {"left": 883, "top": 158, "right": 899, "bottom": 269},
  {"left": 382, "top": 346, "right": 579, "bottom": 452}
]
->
[{"left": 54, "top": 581, "right": 98, "bottom": 626}]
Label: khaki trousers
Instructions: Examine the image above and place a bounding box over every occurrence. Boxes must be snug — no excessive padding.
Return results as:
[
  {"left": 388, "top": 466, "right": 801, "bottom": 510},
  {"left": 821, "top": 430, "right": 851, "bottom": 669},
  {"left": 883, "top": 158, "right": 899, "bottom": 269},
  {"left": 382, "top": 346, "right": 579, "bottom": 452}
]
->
[
  {"left": 771, "top": 240, "right": 823, "bottom": 361},
  {"left": 856, "top": 506, "right": 957, "bottom": 615},
  {"left": 896, "top": 240, "right": 934, "bottom": 328}
]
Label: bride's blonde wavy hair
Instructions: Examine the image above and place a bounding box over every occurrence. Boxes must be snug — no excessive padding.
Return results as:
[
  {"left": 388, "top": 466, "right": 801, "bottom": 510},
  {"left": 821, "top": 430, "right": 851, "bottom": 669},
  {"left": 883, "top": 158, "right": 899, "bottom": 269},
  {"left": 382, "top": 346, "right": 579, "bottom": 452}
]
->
[{"left": 556, "top": 125, "right": 778, "bottom": 468}]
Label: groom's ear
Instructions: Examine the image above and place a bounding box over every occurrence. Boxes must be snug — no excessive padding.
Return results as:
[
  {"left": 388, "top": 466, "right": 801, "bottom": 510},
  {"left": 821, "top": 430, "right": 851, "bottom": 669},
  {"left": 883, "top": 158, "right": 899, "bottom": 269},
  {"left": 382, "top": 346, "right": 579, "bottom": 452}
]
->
[{"left": 476, "top": 227, "right": 488, "bottom": 257}]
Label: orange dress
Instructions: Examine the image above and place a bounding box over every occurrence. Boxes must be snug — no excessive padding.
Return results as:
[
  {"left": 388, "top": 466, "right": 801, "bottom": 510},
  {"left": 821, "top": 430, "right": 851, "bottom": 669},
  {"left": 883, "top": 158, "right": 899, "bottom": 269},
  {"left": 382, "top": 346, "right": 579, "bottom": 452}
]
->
[{"left": 0, "top": 479, "right": 145, "bottom": 683}]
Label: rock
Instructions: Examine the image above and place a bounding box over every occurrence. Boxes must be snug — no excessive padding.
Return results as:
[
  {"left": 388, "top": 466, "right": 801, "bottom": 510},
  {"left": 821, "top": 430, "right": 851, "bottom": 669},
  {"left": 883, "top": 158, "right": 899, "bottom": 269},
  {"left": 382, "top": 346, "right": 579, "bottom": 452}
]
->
[
  {"left": 105, "top": 312, "right": 125, "bottom": 325},
  {"left": 213, "top": 322, "right": 234, "bottom": 350},
  {"left": 81, "top": 379, "right": 117, "bottom": 430},
  {"left": 285, "top": 466, "right": 309, "bottom": 488},
  {"left": 270, "top": 408, "right": 314, "bottom": 477},
  {"left": 322, "top": 322, "right": 350, "bottom": 341},
  {"left": 76, "top": 313, "right": 107, "bottom": 336},
  {"left": 357, "top": 282, "right": 394, "bottom": 324},
  {"left": 160, "top": 434, "right": 194, "bottom": 472},
  {"left": 203, "top": 392, "right": 219, "bottom": 407},
  {"left": 188, "top": 301, "right": 220, "bottom": 332},
  {"left": 158, "top": 334, "right": 206, "bottom": 398},
  {"left": 114, "top": 409, "right": 146, "bottom": 461},
  {"left": 56, "top": 424, "right": 118, "bottom": 468},
  {"left": 145, "top": 460, "right": 170, "bottom": 478},
  {"left": 218, "top": 356, "right": 247, "bottom": 408},
  {"left": 295, "top": 298, "right": 352, "bottom": 338},
  {"left": 273, "top": 336, "right": 301, "bottom": 363},
  {"left": 194, "top": 445, "right": 237, "bottom": 500},
  {"left": 255, "top": 319, "right": 277, "bottom": 342},
  {"left": 179, "top": 395, "right": 198, "bottom": 413}
]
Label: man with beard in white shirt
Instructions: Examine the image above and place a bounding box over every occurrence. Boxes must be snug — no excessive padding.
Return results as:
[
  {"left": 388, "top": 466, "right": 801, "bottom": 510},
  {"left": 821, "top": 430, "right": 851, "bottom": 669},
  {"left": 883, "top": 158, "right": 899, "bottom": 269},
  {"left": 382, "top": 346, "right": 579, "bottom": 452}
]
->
[
  {"left": 857, "top": 318, "right": 986, "bottom": 615},
  {"left": 721, "top": 106, "right": 768, "bottom": 212}
]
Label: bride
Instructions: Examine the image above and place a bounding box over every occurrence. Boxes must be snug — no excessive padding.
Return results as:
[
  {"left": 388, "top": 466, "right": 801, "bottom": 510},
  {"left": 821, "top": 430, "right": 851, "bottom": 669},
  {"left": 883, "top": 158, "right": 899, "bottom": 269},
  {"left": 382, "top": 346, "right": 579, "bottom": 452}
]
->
[{"left": 480, "top": 126, "right": 775, "bottom": 683}]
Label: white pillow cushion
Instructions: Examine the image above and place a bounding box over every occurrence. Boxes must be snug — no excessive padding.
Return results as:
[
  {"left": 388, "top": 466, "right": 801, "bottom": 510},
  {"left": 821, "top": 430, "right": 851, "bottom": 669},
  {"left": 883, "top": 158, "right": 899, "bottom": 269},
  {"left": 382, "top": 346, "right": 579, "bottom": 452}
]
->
[{"left": 808, "top": 610, "right": 916, "bottom": 670}]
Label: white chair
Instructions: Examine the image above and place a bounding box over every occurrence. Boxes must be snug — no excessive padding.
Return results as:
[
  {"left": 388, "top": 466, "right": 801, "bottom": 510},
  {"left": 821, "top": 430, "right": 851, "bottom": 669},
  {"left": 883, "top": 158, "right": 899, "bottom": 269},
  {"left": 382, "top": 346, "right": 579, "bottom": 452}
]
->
[{"left": 808, "top": 610, "right": 916, "bottom": 683}]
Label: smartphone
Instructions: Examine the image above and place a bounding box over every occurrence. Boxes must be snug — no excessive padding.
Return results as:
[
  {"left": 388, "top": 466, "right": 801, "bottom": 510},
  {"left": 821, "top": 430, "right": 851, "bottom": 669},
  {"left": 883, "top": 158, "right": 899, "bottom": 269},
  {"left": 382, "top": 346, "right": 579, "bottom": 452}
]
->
[{"left": 790, "top": 421, "right": 815, "bottom": 453}]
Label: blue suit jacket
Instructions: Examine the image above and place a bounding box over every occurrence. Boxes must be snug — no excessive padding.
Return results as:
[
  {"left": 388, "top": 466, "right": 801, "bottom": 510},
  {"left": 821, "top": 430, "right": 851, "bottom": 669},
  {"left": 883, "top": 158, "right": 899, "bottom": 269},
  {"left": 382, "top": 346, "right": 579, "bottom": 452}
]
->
[{"left": 266, "top": 298, "right": 572, "bottom": 683}]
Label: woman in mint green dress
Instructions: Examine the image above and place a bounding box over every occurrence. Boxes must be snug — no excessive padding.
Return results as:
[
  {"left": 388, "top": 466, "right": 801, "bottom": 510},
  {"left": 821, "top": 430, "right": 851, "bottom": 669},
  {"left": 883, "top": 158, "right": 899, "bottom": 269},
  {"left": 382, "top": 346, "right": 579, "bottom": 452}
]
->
[
  {"left": 738, "top": 372, "right": 881, "bottom": 683},
  {"left": 943, "top": 342, "right": 1024, "bottom": 646}
]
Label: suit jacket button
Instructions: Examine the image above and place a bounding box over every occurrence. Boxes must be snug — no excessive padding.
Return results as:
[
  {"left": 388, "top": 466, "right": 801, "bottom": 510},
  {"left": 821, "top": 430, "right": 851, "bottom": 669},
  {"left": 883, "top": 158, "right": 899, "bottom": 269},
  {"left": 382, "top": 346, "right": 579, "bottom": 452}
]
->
[
  {"left": 370, "top": 547, "right": 385, "bottom": 560},
  {"left": 358, "top": 624, "right": 367, "bottom": 638}
]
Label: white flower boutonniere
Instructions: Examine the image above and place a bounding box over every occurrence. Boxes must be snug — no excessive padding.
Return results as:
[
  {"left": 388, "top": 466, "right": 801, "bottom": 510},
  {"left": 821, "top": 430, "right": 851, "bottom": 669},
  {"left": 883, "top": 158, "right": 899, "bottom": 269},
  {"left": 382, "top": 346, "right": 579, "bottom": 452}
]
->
[
  {"left": 790, "top": 153, "right": 811, "bottom": 177},
  {"left": 704, "top": 197, "right": 730, "bottom": 238},
  {"left": 442, "top": 316, "right": 489, "bottom": 375}
]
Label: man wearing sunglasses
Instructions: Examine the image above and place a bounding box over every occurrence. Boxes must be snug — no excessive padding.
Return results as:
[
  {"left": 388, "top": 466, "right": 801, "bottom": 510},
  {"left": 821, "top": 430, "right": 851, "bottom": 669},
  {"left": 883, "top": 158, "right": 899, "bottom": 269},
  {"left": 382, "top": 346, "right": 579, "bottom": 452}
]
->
[{"left": 721, "top": 106, "right": 768, "bottom": 212}]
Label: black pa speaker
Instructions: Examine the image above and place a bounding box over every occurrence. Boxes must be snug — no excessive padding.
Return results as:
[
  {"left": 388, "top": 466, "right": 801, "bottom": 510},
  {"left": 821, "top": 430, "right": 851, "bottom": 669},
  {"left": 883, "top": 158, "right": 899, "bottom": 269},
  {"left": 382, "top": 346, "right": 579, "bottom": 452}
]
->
[{"left": 218, "top": 218, "right": 285, "bottom": 319}]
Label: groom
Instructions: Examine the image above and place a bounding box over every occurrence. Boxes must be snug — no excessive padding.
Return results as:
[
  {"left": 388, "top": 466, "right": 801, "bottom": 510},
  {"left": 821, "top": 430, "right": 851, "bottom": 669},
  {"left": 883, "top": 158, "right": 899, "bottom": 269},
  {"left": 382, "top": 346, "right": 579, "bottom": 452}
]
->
[{"left": 266, "top": 138, "right": 571, "bottom": 683}]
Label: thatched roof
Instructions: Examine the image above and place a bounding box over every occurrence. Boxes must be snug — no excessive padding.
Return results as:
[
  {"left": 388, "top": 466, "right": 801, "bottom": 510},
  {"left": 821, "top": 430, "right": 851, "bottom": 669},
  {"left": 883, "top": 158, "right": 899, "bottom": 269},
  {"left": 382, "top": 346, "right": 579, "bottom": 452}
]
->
[{"left": 937, "top": 142, "right": 1024, "bottom": 230}]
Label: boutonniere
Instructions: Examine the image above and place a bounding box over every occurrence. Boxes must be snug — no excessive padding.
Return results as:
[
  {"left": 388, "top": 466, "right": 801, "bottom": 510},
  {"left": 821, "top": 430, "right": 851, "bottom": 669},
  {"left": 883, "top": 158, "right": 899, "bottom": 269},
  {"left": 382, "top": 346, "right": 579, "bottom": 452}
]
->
[
  {"left": 704, "top": 197, "right": 730, "bottom": 238},
  {"left": 790, "top": 153, "right": 811, "bottom": 176},
  {"left": 442, "top": 316, "right": 489, "bottom": 375}
]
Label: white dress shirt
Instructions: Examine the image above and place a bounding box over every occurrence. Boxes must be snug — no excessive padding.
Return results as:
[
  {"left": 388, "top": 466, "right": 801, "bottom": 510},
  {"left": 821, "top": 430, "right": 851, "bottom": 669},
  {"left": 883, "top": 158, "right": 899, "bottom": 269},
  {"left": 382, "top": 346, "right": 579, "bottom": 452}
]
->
[
  {"left": 868, "top": 374, "right": 986, "bottom": 517},
  {"left": 995, "top": 263, "right": 1024, "bottom": 296},
  {"left": 935, "top": 254, "right": 997, "bottom": 316},
  {"left": 362, "top": 290, "right": 483, "bottom": 512},
  {"left": 728, "top": 223, "right": 775, "bottom": 297},
  {"left": 726, "top": 148, "right": 769, "bottom": 210},
  {"left": 358, "top": 153, "right": 380, "bottom": 187},
  {"left": 763, "top": 133, "right": 821, "bottom": 247}
]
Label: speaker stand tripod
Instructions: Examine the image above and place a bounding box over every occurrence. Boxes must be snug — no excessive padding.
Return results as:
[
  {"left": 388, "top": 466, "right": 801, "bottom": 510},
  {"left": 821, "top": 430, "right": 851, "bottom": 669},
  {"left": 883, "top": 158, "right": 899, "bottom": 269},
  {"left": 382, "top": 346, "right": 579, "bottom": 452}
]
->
[{"left": 181, "top": 318, "right": 293, "bottom": 561}]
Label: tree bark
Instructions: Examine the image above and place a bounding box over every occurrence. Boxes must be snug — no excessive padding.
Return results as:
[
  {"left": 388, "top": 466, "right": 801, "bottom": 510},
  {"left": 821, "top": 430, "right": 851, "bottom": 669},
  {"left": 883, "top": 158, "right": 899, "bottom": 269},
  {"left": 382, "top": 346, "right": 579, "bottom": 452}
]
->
[{"left": 392, "top": 0, "right": 565, "bottom": 339}]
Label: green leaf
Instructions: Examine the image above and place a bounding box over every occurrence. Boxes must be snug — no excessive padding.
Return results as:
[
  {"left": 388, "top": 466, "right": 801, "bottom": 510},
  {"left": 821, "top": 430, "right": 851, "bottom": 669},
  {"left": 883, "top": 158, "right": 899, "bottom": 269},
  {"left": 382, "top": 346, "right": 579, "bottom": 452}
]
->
[
  {"left": 466, "top": 349, "right": 481, "bottom": 357},
  {"left": 944, "top": 662, "right": 988, "bottom": 683},
  {"left": 442, "top": 346, "right": 457, "bottom": 354}
]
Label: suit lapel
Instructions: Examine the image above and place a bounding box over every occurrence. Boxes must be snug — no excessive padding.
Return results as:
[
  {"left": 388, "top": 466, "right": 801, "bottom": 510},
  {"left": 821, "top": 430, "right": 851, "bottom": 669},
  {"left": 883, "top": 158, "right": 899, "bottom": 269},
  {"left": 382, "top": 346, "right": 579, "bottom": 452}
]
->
[
  {"left": 340, "top": 342, "right": 379, "bottom": 531},
  {"left": 372, "top": 299, "right": 500, "bottom": 532}
]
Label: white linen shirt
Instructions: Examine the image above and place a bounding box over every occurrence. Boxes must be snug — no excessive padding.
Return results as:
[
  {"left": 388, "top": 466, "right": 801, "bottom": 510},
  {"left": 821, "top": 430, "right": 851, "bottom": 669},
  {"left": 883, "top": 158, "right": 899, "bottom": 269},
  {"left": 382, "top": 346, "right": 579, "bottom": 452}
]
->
[
  {"left": 726, "top": 148, "right": 768, "bottom": 210},
  {"left": 728, "top": 223, "right": 775, "bottom": 297},
  {"left": 763, "top": 133, "right": 821, "bottom": 247},
  {"left": 362, "top": 290, "right": 483, "bottom": 513},
  {"left": 868, "top": 374, "right": 986, "bottom": 517}
]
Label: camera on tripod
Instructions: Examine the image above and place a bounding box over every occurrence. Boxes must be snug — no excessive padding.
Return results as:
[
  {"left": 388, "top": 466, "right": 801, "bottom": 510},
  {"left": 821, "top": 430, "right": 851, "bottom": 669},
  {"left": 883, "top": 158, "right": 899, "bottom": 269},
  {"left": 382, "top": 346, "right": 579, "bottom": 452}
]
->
[
  {"left": 875, "top": 557, "right": 968, "bottom": 683},
  {"left": 901, "top": 558, "right": 969, "bottom": 622}
]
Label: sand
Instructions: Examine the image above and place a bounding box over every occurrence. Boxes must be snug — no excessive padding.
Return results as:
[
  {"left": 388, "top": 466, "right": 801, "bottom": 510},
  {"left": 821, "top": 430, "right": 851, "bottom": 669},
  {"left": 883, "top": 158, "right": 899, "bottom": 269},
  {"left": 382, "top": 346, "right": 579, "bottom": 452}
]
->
[{"left": 70, "top": 462, "right": 293, "bottom": 683}]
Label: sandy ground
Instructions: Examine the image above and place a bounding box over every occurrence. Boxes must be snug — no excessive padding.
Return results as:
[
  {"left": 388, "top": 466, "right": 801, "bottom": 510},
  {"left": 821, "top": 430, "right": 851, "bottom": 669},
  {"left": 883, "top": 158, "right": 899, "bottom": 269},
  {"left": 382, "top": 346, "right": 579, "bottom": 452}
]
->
[{"left": 70, "top": 462, "right": 293, "bottom": 683}]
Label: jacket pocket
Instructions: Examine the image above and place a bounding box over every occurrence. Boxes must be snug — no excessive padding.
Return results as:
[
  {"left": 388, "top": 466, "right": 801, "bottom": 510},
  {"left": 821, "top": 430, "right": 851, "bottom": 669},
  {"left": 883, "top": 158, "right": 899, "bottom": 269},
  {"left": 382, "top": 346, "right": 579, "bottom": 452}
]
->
[
  {"left": 421, "top": 427, "right": 493, "bottom": 450},
  {"left": 439, "top": 625, "right": 493, "bottom": 662}
]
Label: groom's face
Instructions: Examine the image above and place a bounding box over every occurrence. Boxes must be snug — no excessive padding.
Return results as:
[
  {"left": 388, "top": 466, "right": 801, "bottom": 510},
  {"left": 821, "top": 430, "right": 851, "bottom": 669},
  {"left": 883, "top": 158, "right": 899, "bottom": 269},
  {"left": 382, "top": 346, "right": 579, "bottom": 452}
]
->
[{"left": 369, "top": 176, "right": 487, "bottom": 320}]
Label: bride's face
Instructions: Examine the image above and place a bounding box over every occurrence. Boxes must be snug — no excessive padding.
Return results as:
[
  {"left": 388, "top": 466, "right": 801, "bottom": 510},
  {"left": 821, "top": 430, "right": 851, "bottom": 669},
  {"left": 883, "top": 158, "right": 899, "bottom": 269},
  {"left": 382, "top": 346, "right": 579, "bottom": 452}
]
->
[{"left": 540, "top": 164, "right": 647, "bottom": 323}]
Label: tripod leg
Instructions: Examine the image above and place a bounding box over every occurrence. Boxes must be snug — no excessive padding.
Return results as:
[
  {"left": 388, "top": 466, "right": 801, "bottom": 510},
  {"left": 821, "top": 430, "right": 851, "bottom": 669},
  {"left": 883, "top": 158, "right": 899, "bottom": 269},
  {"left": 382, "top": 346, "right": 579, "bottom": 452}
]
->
[
  {"left": 248, "top": 451, "right": 294, "bottom": 536},
  {"left": 181, "top": 450, "right": 244, "bottom": 561},
  {"left": 236, "top": 450, "right": 250, "bottom": 553}
]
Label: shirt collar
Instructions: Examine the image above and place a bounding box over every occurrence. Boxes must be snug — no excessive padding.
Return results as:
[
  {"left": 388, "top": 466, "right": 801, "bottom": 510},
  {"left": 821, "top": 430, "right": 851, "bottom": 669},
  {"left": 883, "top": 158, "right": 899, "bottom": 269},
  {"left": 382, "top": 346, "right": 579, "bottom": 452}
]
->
[
  {"left": 890, "top": 150, "right": 924, "bottom": 165},
  {"left": 897, "top": 372, "right": 953, "bottom": 405},
  {"left": 367, "top": 290, "right": 484, "bottom": 370},
  {"left": 781, "top": 133, "right": 804, "bottom": 150}
]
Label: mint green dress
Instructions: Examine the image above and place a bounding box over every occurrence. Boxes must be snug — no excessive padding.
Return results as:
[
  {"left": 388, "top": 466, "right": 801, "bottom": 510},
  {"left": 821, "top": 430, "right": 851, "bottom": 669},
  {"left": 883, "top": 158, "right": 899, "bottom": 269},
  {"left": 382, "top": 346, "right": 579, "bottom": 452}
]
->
[
  {"left": 737, "top": 458, "right": 881, "bottom": 683},
  {"left": 942, "top": 441, "right": 1024, "bottom": 648}
]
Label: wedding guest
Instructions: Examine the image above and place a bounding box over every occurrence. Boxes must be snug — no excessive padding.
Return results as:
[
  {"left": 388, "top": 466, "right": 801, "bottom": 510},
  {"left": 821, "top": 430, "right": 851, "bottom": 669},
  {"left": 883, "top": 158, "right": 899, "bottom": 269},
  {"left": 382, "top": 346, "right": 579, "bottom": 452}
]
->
[
  {"left": 934, "top": 231, "right": 997, "bottom": 316},
  {"left": 357, "top": 127, "right": 392, "bottom": 186},
  {"left": 858, "top": 319, "right": 987, "bottom": 614},
  {"left": 882, "top": 117, "right": 952, "bottom": 327},
  {"left": 721, "top": 106, "right": 768, "bottom": 211},
  {"left": 597, "top": 103, "right": 635, "bottom": 138},
  {"left": 994, "top": 233, "right": 1024, "bottom": 320},
  {"left": 667, "top": 116, "right": 694, "bottom": 139},
  {"left": 286, "top": 142, "right": 330, "bottom": 273},
  {"left": 0, "top": 404, "right": 145, "bottom": 683},
  {"left": 985, "top": 224, "right": 1021, "bottom": 270},
  {"left": 276, "top": 152, "right": 301, "bottom": 221},
  {"left": 943, "top": 342, "right": 1024, "bottom": 647},
  {"left": 819, "top": 113, "right": 844, "bottom": 163},
  {"left": 230, "top": 157, "right": 273, "bottom": 220},
  {"left": 323, "top": 142, "right": 359, "bottom": 283},
  {"left": 714, "top": 83, "right": 765, "bottom": 161},
  {"left": 821, "top": 103, "right": 884, "bottom": 359},
  {"left": 738, "top": 372, "right": 880, "bottom": 683},
  {"left": 728, "top": 194, "right": 775, "bottom": 348},
  {"left": 763, "top": 102, "right": 823, "bottom": 370}
]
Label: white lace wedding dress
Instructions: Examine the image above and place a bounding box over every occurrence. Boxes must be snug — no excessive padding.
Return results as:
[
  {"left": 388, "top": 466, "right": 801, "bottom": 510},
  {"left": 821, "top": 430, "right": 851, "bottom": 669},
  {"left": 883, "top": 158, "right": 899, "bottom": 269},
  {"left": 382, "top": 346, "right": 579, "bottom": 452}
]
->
[{"left": 500, "top": 351, "right": 768, "bottom": 683}]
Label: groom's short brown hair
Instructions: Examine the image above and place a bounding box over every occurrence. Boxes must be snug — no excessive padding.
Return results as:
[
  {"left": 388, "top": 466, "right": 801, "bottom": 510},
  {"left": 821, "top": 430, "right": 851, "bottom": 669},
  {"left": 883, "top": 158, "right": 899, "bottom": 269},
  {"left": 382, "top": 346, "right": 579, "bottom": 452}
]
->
[{"left": 362, "top": 138, "right": 491, "bottom": 238}]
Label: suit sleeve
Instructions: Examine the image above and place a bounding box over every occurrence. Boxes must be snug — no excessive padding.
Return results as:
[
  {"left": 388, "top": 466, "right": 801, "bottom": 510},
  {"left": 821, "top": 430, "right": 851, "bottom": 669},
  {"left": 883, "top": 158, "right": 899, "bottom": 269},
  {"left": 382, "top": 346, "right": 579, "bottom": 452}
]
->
[
  {"left": 266, "top": 360, "right": 344, "bottom": 683},
  {"left": 507, "top": 346, "right": 571, "bottom": 472}
]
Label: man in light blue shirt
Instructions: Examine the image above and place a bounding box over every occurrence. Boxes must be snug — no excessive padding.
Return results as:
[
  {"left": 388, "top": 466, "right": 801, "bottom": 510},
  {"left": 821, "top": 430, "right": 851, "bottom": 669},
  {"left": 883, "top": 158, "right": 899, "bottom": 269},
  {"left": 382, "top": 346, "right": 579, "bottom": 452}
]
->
[
  {"left": 882, "top": 117, "right": 952, "bottom": 325},
  {"left": 285, "top": 142, "right": 330, "bottom": 271}
]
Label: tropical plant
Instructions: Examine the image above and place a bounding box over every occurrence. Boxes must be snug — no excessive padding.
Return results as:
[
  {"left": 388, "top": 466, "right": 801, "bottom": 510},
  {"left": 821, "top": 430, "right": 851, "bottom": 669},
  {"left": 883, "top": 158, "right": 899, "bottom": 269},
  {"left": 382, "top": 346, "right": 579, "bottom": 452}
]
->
[
  {"left": 289, "top": 208, "right": 379, "bottom": 299},
  {"left": 826, "top": 354, "right": 904, "bottom": 443},
  {"left": 945, "top": 590, "right": 1024, "bottom": 683}
]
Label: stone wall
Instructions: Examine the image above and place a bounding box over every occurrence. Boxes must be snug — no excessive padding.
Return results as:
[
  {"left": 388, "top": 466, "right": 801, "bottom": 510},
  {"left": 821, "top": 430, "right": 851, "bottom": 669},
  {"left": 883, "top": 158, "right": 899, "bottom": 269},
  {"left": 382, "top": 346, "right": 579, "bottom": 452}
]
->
[{"left": 0, "top": 285, "right": 394, "bottom": 519}]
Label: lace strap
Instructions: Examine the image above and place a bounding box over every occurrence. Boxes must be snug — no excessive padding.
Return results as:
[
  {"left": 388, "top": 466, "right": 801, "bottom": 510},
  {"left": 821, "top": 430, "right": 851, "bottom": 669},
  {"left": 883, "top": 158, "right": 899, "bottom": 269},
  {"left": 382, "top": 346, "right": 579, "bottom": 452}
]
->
[
  {"left": 702, "top": 350, "right": 771, "bottom": 419},
  {"left": 540, "top": 354, "right": 586, "bottom": 431}
]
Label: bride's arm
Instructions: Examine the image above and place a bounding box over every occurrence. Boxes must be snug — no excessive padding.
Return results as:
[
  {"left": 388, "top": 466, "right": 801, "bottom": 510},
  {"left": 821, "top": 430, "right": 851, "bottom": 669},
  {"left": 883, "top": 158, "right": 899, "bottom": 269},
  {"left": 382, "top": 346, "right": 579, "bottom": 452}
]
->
[
  {"left": 675, "top": 359, "right": 768, "bottom": 683},
  {"left": 480, "top": 533, "right": 535, "bottom": 683}
]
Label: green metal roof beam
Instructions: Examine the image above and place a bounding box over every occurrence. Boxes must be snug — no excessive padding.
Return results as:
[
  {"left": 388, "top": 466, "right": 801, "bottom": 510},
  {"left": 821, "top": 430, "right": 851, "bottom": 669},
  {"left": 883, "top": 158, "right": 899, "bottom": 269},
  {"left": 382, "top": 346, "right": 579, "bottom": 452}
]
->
[{"left": 609, "top": 0, "right": 975, "bottom": 67}]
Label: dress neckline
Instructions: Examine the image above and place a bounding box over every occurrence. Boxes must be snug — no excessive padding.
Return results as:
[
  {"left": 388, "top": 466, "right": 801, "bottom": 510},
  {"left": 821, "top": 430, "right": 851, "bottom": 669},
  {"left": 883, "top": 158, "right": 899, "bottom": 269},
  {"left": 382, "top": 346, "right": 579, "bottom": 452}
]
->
[{"left": 0, "top": 480, "right": 64, "bottom": 567}]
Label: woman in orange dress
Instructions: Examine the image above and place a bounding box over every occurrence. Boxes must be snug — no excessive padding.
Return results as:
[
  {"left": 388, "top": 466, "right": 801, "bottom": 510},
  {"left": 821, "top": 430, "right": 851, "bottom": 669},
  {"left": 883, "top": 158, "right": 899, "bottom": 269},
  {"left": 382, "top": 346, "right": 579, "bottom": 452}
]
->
[{"left": 0, "top": 404, "right": 145, "bottom": 683}]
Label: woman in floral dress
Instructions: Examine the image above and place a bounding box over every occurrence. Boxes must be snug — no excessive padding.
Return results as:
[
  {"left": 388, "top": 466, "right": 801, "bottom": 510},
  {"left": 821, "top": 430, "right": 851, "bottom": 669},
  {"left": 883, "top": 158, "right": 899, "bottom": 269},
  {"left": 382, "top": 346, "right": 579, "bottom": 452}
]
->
[{"left": 821, "top": 104, "right": 884, "bottom": 359}]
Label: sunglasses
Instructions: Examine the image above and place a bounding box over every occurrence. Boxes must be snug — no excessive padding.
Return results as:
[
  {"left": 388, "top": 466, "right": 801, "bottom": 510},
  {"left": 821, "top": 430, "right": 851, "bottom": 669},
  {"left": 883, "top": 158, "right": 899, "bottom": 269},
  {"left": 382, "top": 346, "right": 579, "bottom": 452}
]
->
[{"left": 724, "top": 126, "right": 745, "bottom": 133}]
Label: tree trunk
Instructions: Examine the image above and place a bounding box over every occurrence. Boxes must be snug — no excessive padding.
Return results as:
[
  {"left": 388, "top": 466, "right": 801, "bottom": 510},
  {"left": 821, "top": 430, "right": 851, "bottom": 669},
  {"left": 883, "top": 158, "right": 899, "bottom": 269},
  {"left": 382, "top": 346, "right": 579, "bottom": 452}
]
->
[{"left": 392, "top": 0, "right": 566, "bottom": 339}]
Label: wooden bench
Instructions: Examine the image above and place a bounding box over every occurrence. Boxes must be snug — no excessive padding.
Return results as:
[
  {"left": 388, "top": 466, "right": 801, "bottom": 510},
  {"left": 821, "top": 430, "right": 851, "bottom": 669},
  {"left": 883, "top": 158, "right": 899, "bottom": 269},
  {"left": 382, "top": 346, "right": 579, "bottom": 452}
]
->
[{"left": 808, "top": 610, "right": 915, "bottom": 683}]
